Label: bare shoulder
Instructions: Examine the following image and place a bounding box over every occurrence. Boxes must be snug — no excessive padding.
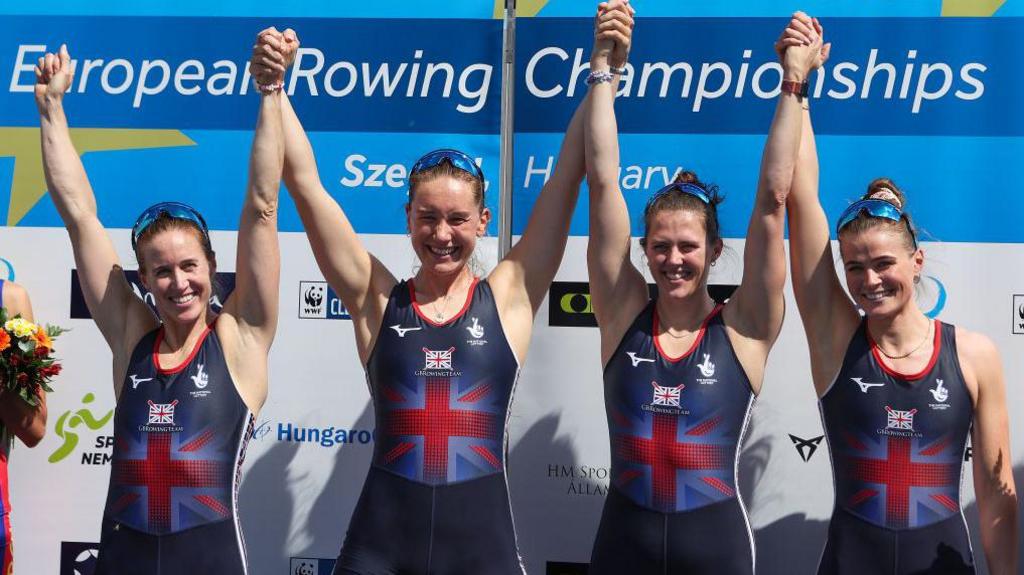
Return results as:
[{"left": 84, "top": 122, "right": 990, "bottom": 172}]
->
[
  {"left": 954, "top": 325, "right": 1005, "bottom": 405},
  {"left": 2, "top": 281, "right": 33, "bottom": 319},
  {"left": 955, "top": 325, "right": 1001, "bottom": 370}
]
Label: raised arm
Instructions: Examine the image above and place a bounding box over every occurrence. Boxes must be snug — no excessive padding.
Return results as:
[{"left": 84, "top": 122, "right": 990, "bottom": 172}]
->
[
  {"left": 491, "top": 4, "right": 635, "bottom": 318},
  {"left": 0, "top": 283, "right": 47, "bottom": 447},
  {"left": 583, "top": 1, "right": 647, "bottom": 361},
  {"left": 221, "top": 29, "right": 286, "bottom": 353},
  {"left": 36, "top": 46, "right": 157, "bottom": 356},
  {"left": 786, "top": 18, "right": 860, "bottom": 391},
  {"left": 960, "top": 331, "right": 1019, "bottom": 574},
  {"left": 254, "top": 36, "right": 394, "bottom": 360},
  {"left": 724, "top": 14, "right": 826, "bottom": 349}
]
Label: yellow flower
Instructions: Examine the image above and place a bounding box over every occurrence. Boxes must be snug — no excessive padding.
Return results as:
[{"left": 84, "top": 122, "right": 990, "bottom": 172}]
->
[{"left": 4, "top": 318, "right": 36, "bottom": 339}]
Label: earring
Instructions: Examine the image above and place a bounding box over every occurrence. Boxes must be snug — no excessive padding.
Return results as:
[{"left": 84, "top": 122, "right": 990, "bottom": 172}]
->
[
  {"left": 913, "top": 275, "right": 921, "bottom": 284},
  {"left": 711, "top": 260, "right": 717, "bottom": 267}
]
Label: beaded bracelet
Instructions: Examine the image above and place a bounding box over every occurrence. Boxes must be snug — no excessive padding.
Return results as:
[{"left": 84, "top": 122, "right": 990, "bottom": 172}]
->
[
  {"left": 255, "top": 81, "right": 284, "bottom": 94},
  {"left": 585, "top": 70, "right": 614, "bottom": 86}
]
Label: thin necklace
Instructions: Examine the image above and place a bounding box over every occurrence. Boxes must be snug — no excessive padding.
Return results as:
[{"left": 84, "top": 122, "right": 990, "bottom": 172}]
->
[
  {"left": 425, "top": 275, "right": 466, "bottom": 322},
  {"left": 875, "top": 320, "right": 932, "bottom": 360},
  {"left": 430, "top": 292, "right": 452, "bottom": 322}
]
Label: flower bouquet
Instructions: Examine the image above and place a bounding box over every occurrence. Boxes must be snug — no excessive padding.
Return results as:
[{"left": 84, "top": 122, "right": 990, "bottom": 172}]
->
[{"left": 0, "top": 308, "right": 65, "bottom": 407}]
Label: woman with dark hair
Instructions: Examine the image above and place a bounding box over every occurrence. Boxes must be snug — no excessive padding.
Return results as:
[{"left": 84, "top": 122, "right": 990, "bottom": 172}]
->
[
  {"left": 583, "top": 10, "right": 824, "bottom": 574},
  {"left": 0, "top": 279, "right": 47, "bottom": 573},
  {"left": 36, "top": 30, "right": 287, "bottom": 574},
  {"left": 784, "top": 12, "right": 1018, "bottom": 575},
  {"left": 247, "top": 6, "right": 631, "bottom": 572}
]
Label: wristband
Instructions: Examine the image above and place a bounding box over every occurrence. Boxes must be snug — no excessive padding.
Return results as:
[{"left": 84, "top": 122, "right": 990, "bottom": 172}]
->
[
  {"left": 255, "top": 80, "right": 283, "bottom": 94},
  {"left": 609, "top": 66, "right": 627, "bottom": 76},
  {"left": 780, "top": 79, "right": 809, "bottom": 98},
  {"left": 586, "top": 70, "right": 614, "bottom": 86}
]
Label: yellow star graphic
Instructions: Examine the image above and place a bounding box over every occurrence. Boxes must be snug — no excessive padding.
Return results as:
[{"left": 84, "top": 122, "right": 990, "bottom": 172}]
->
[
  {"left": 942, "top": 0, "right": 1005, "bottom": 15},
  {"left": 0, "top": 128, "right": 195, "bottom": 226},
  {"left": 494, "top": 0, "right": 549, "bottom": 18}
]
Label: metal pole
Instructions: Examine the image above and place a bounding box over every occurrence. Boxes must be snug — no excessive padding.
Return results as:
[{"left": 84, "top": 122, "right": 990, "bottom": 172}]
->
[{"left": 497, "top": 0, "right": 516, "bottom": 259}]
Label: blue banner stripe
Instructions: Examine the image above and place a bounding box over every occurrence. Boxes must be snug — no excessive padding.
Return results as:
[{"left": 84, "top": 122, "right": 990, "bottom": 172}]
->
[
  {"left": 16, "top": 131, "right": 501, "bottom": 235},
  {"left": 0, "top": 1, "right": 496, "bottom": 18},
  {"left": 516, "top": 17, "right": 1023, "bottom": 136},
  {"left": 536, "top": 0, "right": 949, "bottom": 17},
  {"left": 2, "top": 17, "right": 501, "bottom": 133},
  {"left": 512, "top": 133, "right": 1024, "bottom": 243}
]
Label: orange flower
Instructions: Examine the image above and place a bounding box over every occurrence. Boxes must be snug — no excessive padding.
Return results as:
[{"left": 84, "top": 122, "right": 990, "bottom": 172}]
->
[
  {"left": 0, "top": 329, "right": 9, "bottom": 352},
  {"left": 33, "top": 327, "right": 51, "bottom": 352}
]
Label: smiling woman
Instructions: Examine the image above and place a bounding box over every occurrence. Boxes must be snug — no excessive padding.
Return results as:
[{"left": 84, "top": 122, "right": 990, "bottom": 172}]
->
[
  {"left": 582, "top": 8, "right": 818, "bottom": 574},
  {"left": 36, "top": 29, "right": 288, "bottom": 574},
  {"left": 785, "top": 15, "right": 1018, "bottom": 573},
  {"left": 248, "top": 16, "right": 590, "bottom": 572}
]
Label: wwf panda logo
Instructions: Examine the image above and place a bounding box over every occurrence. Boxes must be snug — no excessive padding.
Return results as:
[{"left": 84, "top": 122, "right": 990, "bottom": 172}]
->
[
  {"left": 304, "top": 285, "right": 324, "bottom": 308},
  {"left": 293, "top": 561, "right": 316, "bottom": 575}
]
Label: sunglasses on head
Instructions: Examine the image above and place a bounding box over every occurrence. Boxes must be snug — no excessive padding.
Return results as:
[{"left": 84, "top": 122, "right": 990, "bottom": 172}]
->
[
  {"left": 410, "top": 149, "right": 484, "bottom": 183},
  {"left": 650, "top": 182, "right": 711, "bottom": 205},
  {"left": 835, "top": 198, "right": 917, "bottom": 246},
  {"left": 131, "top": 202, "right": 210, "bottom": 250}
]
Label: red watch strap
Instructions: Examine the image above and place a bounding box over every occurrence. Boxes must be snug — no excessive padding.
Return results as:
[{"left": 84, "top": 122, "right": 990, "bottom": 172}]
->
[{"left": 781, "top": 80, "right": 809, "bottom": 98}]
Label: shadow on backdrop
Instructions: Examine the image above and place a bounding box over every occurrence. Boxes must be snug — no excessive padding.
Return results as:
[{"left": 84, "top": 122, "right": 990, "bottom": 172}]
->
[
  {"left": 238, "top": 400, "right": 376, "bottom": 569},
  {"left": 508, "top": 413, "right": 596, "bottom": 574}
]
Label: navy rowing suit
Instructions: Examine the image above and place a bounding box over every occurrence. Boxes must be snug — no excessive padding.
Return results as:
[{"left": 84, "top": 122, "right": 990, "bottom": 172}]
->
[
  {"left": 334, "top": 278, "right": 525, "bottom": 575},
  {"left": 590, "top": 302, "right": 755, "bottom": 575},
  {"left": 818, "top": 319, "right": 974, "bottom": 575},
  {"left": 96, "top": 322, "right": 254, "bottom": 575}
]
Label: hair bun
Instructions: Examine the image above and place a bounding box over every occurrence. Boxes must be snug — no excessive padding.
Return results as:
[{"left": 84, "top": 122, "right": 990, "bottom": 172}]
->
[
  {"left": 673, "top": 170, "right": 700, "bottom": 185},
  {"left": 864, "top": 177, "right": 907, "bottom": 210}
]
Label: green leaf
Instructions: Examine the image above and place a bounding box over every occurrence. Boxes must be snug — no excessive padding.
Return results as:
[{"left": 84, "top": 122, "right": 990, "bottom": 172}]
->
[{"left": 17, "top": 339, "right": 34, "bottom": 353}]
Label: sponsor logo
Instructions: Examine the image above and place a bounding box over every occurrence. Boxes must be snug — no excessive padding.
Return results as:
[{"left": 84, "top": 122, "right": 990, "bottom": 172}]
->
[
  {"left": 929, "top": 378, "right": 950, "bottom": 411},
  {"left": 129, "top": 374, "right": 153, "bottom": 389},
  {"left": 49, "top": 392, "right": 114, "bottom": 465},
  {"left": 789, "top": 434, "right": 825, "bottom": 462},
  {"left": 697, "top": 353, "right": 715, "bottom": 377},
  {"left": 626, "top": 351, "right": 655, "bottom": 367},
  {"left": 651, "top": 381, "right": 683, "bottom": 407},
  {"left": 886, "top": 406, "right": 917, "bottom": 431},
  {"left": 190, "top": 363, "right": 212, "bottom": 398},
  {"left": 390, "top": 324, "right": 422, "bottom": 338},
  {"left": 548, "top": 282, "right": 736, "bottom": 327},
  {"left": 467, "top": 317, "right": 484, "bottom": 338},
  {"left": 0, "top": 257, "right": 15, "bottom": 281},
  {"left": 191, "top": 363, "right": 209, "bottom": 389},
  {"left": 148, "top": 399, "right": 178, "bottom": 424},
  {"left": 140, "top": 399, "right": 184, "bottom": 433},
  {"left": 277, "top": 423, "right": 375, "bottom": 448},
  {"left": 546, "top": 562, "right": 589, "bottom": 575},
  {"left": 1013, "top": 294, "right": 1024, "bottom": 335},
  {"left": 249, "top": 419, "right": 274, "bottom": 441},
  {"left": 423, "top": 346, "right": 455, "bottom": 370},
  {"left": 877, "top": 404, "right": 923, "bottom": 438},
  {"left": 71, "top": 269, "right": 235, "bottom": 319},
  {"left": 922, "top": 275, "right": 947, "bottom": 318},
  {"left": 547, "top": 464, "right": 609, "bottom": 496},
  {"left": 644, "top": 381, "right": 689, "bottom": 415},
  {"left": 59, "top": 541, "right": 100, "bottom": 575},
  {"left": 851, "top": 377, "right": 885, "bottom": 393},
  {"left": 549, "top": 281, "right": 597, "bottom": 327},
  {"left": 298, "top": 281, "right": 351, "bottom": 320},
  {"left": 289, "top": 558, "right": 338, "bottom": 575},
  {"left": 465, "top": 316, "right": 487, "bottom": 346}
]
